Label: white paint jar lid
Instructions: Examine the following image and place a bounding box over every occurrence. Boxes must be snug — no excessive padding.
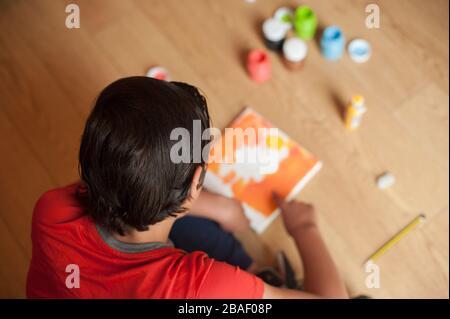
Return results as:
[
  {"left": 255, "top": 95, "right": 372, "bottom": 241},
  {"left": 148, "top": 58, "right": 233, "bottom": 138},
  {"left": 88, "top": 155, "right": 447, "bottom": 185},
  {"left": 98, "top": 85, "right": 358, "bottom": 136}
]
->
[
  {"left": 376, "top": 172, "right": 396, "bottom": 189},
  {"left": 348, "top": 38, "right": 371, "bottom": 63},
  {"left": 283, "top": 38, "right": 308, "bottom": 62},
  {"left": 146, "top": 66, "right": 170, "bottom": 81},
  {"left": 274, "top": 7, "right": 293, "bottom": 21},
  {"left": 262, "top": 18, "right": 287, "bottom": 42},
  {"left": 274, "top": 7, "right": 294, "bottom": 30}
]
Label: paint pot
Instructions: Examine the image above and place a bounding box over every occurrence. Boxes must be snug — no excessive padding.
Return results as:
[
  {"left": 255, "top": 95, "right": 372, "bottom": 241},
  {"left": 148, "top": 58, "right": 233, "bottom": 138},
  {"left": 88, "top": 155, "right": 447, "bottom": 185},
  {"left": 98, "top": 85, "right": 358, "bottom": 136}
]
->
[
  {"left": 262, "top": 18, "right": 287, "bottom": 51},
  {"left": 282, "top": 38, "right": 308, "bottom": 70},
  {"left": 294, "top": 6, "right": 317, "bottom": 40},
  {"left": 246, "top": 49, "right": 271, "bottom": 83},
  {"left": 320, "top": 26, "right": 345, "bottom": 60},
  {"left": 348, "top": 38, "right": 371, "bottom": 63}
]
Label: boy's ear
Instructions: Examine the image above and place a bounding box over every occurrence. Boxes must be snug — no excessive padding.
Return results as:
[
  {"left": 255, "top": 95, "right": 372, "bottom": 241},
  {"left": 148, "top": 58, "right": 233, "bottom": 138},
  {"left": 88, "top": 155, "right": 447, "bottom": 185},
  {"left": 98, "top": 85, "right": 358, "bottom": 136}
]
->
[{"left": 189, "top": 165, "right": 205, "bottom": 200}]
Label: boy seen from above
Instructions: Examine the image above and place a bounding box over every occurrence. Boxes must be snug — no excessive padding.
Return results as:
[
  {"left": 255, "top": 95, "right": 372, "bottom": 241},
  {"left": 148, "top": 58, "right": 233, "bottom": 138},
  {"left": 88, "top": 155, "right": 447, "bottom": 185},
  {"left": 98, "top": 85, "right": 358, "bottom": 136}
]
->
[{"left": 27, "top": 77, "right": 348, "bottom": 299}]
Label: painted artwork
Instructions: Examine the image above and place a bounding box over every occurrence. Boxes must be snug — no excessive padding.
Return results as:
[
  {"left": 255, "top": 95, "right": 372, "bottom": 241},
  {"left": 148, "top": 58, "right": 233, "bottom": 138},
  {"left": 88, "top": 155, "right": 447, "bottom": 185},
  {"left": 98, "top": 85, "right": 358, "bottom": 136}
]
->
[{"left": 203, "top": 107, "right": 322, "bottom": 233}]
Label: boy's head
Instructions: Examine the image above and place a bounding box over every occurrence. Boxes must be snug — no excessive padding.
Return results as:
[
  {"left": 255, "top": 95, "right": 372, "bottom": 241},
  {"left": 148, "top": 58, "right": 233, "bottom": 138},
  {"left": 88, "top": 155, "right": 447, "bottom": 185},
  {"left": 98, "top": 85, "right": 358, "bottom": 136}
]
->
[{"left": 79, "top": 76, "right": 210, "bottom": 235}]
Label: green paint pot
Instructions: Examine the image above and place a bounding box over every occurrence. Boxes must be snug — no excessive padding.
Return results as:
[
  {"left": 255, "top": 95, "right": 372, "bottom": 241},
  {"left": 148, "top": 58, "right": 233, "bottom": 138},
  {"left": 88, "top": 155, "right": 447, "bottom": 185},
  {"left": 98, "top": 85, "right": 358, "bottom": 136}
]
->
[{"left": 294, "top": 6, "right": 317, "bottom": 40}]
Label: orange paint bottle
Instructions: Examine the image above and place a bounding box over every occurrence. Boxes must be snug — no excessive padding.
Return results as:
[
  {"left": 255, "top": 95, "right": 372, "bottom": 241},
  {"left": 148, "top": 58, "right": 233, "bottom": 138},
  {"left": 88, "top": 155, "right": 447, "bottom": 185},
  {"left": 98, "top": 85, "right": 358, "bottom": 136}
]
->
[{"left": 344, "top": 95, "right": 367, "bottom": 130}]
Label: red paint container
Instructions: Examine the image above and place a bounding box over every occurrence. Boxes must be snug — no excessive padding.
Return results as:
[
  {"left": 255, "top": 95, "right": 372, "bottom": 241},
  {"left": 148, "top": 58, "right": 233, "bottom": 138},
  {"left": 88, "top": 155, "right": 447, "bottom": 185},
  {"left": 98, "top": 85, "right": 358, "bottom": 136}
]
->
[{"left": 246, "top": 49, "right": 271, "bottom": 83}]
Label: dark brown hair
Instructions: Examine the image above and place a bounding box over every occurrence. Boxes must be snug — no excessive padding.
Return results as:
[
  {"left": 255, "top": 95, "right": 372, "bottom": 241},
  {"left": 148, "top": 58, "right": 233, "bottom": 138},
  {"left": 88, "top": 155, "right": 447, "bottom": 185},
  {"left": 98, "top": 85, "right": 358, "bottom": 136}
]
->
[{"left": 78, "top": 76, "right": 210, "bottom": 235}]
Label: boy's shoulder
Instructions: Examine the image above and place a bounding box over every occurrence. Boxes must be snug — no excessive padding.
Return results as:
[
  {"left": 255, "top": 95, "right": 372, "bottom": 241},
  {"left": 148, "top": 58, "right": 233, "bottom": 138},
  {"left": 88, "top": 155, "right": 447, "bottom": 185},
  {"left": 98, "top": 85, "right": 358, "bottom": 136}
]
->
[{"left": 33, "top": 182, "right": 84, "bottom": 225}]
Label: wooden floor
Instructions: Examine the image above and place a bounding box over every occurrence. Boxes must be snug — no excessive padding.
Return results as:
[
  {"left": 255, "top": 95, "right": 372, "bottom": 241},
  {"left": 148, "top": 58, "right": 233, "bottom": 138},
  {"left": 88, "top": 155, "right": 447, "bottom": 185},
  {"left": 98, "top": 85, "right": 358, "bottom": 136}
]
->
[{"left": 0, "top": 0, "right": 448, "bottom": 298}]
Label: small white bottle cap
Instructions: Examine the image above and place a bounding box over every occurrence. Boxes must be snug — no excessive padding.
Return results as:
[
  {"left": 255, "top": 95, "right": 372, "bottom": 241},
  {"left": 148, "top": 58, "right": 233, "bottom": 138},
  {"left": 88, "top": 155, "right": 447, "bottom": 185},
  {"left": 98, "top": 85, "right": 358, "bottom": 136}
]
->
[
  {"left": 274, "top": 7, "right": 294, "bottom": 30},
  {"left": 262, "top": 18, "right": 287, "bottom": 42},
  {"left": 146, "top": 66, "right": 170, "bottom": 81},
  {"left": 282, "top": 38, "right": 308, "bottom": 62},
  {"left": 348, "top": 39, "right": 371, "bottom": 63},
  {"left": 376, "top": 172, "right": 396, "bottom": 189}
]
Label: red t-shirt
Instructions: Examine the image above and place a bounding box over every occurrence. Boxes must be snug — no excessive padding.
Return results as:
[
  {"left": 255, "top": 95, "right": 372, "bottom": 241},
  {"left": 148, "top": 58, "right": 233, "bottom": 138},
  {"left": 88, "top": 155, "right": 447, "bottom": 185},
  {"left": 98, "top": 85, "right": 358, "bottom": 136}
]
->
[{"left": 26, "top": 183, "right": 264, "bottom": 298}]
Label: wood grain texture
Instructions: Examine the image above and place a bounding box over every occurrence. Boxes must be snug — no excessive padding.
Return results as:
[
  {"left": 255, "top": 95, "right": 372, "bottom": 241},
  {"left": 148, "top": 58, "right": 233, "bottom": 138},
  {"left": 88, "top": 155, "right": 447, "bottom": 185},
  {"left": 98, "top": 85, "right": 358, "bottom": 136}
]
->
[{"left": 0, "top": 0, "right": 448, "bottom": 298}]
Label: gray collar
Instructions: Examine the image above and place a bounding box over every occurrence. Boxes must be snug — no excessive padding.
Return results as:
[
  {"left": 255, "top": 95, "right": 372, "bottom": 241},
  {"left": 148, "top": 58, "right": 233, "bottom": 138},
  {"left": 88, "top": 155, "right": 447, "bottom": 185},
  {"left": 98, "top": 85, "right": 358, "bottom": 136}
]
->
[{"left": 96, "top": 224, "right": 173, "bottom": 253}]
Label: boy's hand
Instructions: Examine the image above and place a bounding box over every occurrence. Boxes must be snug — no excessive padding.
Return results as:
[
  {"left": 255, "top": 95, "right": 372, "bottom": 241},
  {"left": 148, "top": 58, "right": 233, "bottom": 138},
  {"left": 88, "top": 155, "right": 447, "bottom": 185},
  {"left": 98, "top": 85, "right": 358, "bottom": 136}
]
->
[
  {"left": 272, "top": 192, "right": 348, "bottom": 298},
  {"left": 216, "top": 197, "right": 250, "bottom": 233},
  {"left": 272, "top": 192, "right": 317, "bottom": 236}
]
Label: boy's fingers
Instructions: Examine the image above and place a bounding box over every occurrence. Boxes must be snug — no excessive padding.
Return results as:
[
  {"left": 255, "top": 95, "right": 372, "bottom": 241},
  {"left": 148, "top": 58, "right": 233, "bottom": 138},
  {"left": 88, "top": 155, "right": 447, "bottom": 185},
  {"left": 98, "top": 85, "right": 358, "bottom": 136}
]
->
[{"left": 272, "top": 192, "right": 285, "bottom": 208}]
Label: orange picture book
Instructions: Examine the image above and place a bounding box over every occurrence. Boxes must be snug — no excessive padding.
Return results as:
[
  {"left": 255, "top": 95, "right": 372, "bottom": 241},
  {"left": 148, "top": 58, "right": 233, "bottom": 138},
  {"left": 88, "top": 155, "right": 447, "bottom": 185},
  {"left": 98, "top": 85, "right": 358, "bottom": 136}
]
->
[{"left": 203, "top": 107, "right": 322, "bottom": 233}]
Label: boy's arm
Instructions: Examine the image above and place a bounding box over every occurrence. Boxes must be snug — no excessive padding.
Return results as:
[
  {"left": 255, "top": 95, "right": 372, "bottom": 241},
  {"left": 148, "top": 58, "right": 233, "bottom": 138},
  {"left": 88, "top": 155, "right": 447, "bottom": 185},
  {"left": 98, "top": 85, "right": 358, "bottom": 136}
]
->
[
  {"left": 264, "top": 194, "right": 348, "bottom": 299},
  {"left": 189, "top": 190, "right": 250, "bottom": 233},
  {"left": 290, "top": 223, "right": 348, "bottom": 298}
]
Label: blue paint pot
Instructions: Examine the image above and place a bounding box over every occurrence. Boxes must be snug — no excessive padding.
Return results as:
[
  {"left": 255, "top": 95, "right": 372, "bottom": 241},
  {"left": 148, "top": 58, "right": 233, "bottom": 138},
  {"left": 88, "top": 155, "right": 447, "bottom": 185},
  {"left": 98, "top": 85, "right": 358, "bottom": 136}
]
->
[{"left": 320, "top": 26, "right": 345, "bottom": 60}]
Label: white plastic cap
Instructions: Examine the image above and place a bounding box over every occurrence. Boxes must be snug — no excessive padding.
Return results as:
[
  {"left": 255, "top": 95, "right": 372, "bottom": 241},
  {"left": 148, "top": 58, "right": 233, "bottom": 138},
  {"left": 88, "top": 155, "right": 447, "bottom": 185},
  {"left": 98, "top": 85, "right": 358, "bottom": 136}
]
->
[
  {"left": 282, "top": 38, "right": 308, "bottom": 62},
  {"left": 262, "top": 18, "right": 287, "bottom": 42},
  {"left": 376, "top": 172, "right": 396, "bottom": 189},
  {"left": 146, "top": 66, "right": 170, "bottom": 81},
  {"left": 348, "top": 39, "right": 371, "bottom": 63},
  {"left": 274, "top": 7, "right": 293, "bottom": 21},
  {"left": 274, "top": 7, "right": 294, "bottom": 30}
]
